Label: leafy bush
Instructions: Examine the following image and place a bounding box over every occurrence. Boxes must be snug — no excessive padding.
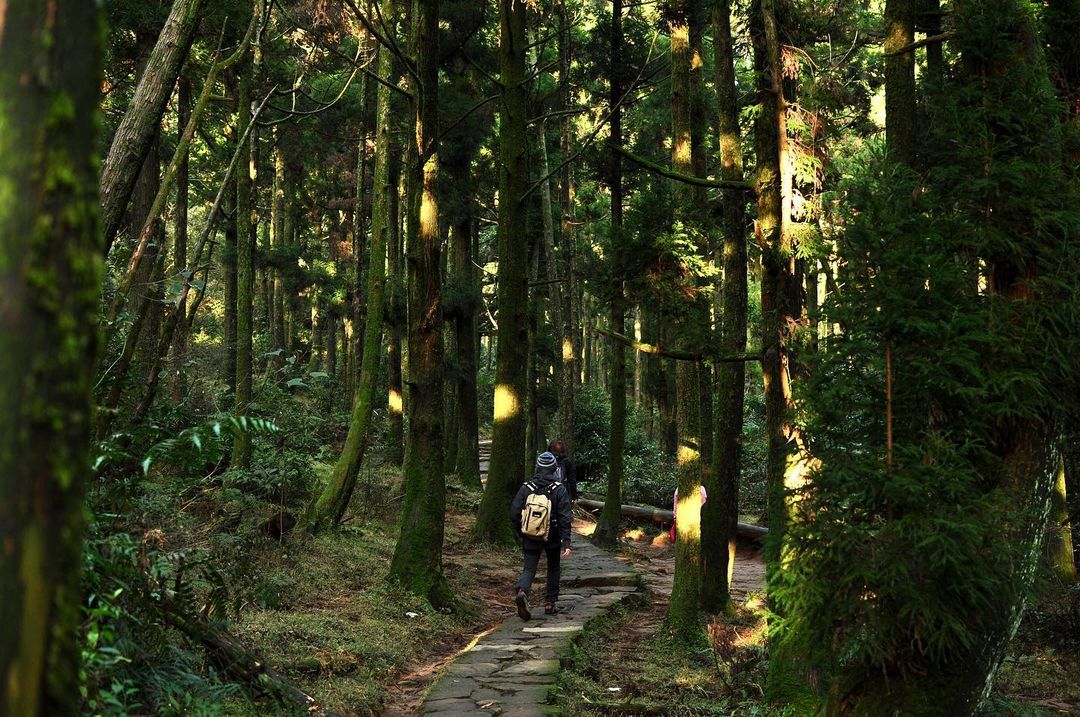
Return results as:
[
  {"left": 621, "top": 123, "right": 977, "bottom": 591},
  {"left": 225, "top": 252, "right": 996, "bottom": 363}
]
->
[{"left": 569, "top": 385, "right": 676, "bottom": 507}]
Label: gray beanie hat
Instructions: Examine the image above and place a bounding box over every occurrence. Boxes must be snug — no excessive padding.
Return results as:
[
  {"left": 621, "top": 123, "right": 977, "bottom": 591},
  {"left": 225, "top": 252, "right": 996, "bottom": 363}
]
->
[{"left": 536, "top": 451, "right": 557, "bottom": 470}]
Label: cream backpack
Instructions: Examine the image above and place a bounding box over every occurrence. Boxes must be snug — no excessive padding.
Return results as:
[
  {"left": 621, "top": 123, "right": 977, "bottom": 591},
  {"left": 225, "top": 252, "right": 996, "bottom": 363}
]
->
[{"left": 520, "top": 481, "right": 560, "bottom": 539}]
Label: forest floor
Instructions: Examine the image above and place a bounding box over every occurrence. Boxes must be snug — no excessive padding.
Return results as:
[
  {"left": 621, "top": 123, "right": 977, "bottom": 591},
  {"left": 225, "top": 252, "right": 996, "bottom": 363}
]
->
[{"left": 215, "top": 442, "right": 1077, "bottom": 716}]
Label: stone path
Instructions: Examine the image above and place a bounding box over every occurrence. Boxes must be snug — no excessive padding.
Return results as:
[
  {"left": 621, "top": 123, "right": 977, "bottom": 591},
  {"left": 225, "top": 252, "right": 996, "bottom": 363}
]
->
[{"left": 420, "top": 530, "right": 640, "bottom": 716}]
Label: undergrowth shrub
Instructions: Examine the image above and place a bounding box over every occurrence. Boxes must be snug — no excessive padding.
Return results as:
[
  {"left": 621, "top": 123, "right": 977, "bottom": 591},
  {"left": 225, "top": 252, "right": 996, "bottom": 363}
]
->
[{"left": 570, "top": 385, "right": 676, "bottom": 506}]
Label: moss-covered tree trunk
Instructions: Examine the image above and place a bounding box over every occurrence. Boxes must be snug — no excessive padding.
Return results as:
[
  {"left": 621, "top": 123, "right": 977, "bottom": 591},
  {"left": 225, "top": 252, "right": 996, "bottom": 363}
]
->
[
  {"left": 666, "top": 0, "right": 706, "bottom": 639},
  {"left": 0, "top": 2, "right": 102, "bottom": 713},
  {"left": 223, "top": 114, "right": 239, "bottom": 393},
  {"left": 556, "top": 1, "right": 578, "bottom": 453},
  {"left": 751, "top": 0, "right": 791, "bottom": 585},
  {"left": 701, "top": 0, "right": 748, "bottom": 613},
  {"left": 300, "top": 11, "right": 395, "bottom": 528},
  {"left": 453, "top": 210, "right": 482, "bottom": 488},
  {"left": 270, "top": 141, "right": 287, "bottom": 371},
  {"left": 171, "top": 74, "right": 192, "bottom": 401},
  {"left": 594, "top": 0, "right": 627, "bottom": 549},
  {"left": 100, "top": 0, "right": 202, "bottom": 252},
  {"left": 473, "top": 0, "right": 530, "bottom": 544},
  {"left": 389, "top": 0, "right": 452, "bottom": 606},
  {"left": 386, "top": 147, "right": 406, "bottom": 467},
  {"left": 232, "top": 19, "right": 260, "bottom": 470}
]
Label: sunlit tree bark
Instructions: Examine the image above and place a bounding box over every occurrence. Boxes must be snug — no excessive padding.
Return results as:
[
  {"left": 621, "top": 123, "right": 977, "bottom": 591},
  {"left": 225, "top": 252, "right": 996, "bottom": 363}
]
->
[
  {"left": 701, "top": 0, "right": 748, "bottom": 613},
  {"left": 666, "top": 0, "right": 706, "bottom": 639}
]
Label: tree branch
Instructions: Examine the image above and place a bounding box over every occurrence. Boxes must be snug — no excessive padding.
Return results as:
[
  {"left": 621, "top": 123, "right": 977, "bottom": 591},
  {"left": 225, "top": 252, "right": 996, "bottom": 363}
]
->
[
  {"left": 595, "top": 327, "right": 762, "bottom": 363},
  {"left": 612, "top": 144, "right": 753, "bottom": 190},
  {"left": 884, "top": 31, "right": 955, "bottom": 57}
]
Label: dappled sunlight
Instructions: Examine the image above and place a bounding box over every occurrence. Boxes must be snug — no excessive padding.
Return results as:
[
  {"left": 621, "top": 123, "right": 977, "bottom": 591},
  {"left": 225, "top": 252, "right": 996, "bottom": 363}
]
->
[
  {"left": 493, "top": 384, "right": 520, "bottom": 422},
  {"left": 420, "top": 185, "right": 437, "bottom": 238},
  {"left": 676, "top": 442, "right": 699, "bottom": 466},
  {"left": 675, "top": 492, "right": 701, "bottom": 542},
  {"left": 388, "top": 389, "right": 403, "bottom": 415}
]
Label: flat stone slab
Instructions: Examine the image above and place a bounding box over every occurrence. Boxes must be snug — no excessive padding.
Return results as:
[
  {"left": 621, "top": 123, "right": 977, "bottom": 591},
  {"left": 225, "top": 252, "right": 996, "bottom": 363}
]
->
[
  {"left": 420, "top": 530, "right": 641, "bottom": 715},
  {"left": 521, "top": 625, "right": 584, "bottom": 635},
  {"left": 563, "top": 571, "right": 639, "bottom": 588}
]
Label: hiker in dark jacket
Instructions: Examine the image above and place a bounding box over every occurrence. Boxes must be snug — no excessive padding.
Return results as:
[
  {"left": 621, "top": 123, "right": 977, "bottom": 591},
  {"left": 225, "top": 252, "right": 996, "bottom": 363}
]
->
[
  {"left": 510, "top": 451, "right": 573, "bottom": 620},
  {"left": 548, "top": 439, "right": 579, "bottom": 500}
]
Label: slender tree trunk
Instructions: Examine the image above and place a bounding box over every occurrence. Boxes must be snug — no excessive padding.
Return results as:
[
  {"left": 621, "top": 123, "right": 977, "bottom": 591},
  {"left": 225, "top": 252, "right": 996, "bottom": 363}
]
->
[
  {"left": 387, "top": 149, "right": 405, "bottom": 466},
  {"left": 0, "top": 3, "right": 102, "bottom": 712},
  {"left": 595, "top": 0, "right": 627, "bottom": 549},
  {"left": 389, "top": 0, "right": 452, "bottom": 606},
  {"left": 351, "top": 67, "right": 376, "bottom": 399},
  {"left": 233, "top": 15, "right": 261, "bottom": 470},
  {"left": 301, "top": 6, "right": 395, "bottom": 529},
  {"left": 453, "top": 208, "right": 482, "bottom": 487},
  {"left": 223, "top": 113, "right": 239, "bottom": 393},
  {"left": 271, "top": 141, "right": 287, "bottom": 369},
  {"left": 100, "top": 0, "right": 202, "bottom": 252},
  {"left": 666, "top": 0, "right": 705, "bottom": 639},
  {"left": 701, "top": 0, "right": 748, "bottom": 613},
  {"left": 474, "top": 0, "right": 530, "bottom": 544},
  {"left": 171, "top": 74, "right": 192, "bottom": 402}
]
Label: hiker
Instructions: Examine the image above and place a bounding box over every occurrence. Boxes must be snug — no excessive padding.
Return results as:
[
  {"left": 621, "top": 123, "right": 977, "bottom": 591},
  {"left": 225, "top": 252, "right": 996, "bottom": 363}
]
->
[
  {"left": 548, "top": 439, "right": 579, "bottom": 500},
  {"left": 511, "top": 451, "right": 573, "bottom": 620},
  {"left": 669, "top": 484, "right": 707, "bottom": 543}
]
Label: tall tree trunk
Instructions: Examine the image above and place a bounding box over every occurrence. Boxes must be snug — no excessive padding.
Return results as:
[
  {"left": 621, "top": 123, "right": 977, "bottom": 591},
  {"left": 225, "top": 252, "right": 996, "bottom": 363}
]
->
[
  {"left": 387, "top": 148, "right": 406, "bottom": 466},
  {"left": 351, "top": 67, "right": 376, "bottom": 399},
  {"left": 233, "top": 14, "right": 262, "bottom": 470},
  {"left": 271, "top": 141, "right": 287, "bottom": 370},
  {"left": 171, "top": 74, "right": 192, "bottom": 402},
  {"left": 223, "top": 115, "right": 239, "bottom": 393},
  {"left": 301, "top": 6, "right": 395, "bottom": 528},
  {"left": 557, "top": 0, "right": 578, "bottom": 454},
  {"left": 389, "top": 0, "right": 452, "bottom": 606},
  {"left": 701, "top": 0, "right": 748, "bottom": 613},
  {"left": 474, "top": 0, "right": 530, "bottom": 544},
  {"left": 453, "top": 208, "right": 482, "bottom": 487},
  {"left": 594, "top": 0, "right": 627, "bottom": 549},
  {"left": 885, "top": 0, "right": 917, "bottom": 164},
  {"left": 0, "top": 2, "right": 102, "bottom": 713},
  {"left": 666, "top": 0, "right": 705, "bottom": 639},
  {"left": 101, "top": 0, "right": 203, "bottom": 251}
]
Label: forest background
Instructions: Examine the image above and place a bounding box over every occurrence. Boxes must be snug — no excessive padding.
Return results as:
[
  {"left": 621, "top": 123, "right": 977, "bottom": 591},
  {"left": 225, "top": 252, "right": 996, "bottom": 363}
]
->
[{"left": 2, "top": 0, "right": 1080, "bottom": 714}]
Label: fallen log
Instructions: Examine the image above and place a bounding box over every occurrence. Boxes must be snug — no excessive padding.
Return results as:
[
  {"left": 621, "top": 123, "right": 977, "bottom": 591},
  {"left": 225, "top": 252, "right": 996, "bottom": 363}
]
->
[
  {"left": 161, "top": 599, "right": 336, "bottom": 716},
  {"left": 577, "top": 498, "right": 769, "bottom": 541}
]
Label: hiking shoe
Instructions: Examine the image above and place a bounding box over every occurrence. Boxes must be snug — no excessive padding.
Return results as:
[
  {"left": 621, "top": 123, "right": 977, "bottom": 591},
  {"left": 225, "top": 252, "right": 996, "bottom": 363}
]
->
[
  {"left": 515, "top": 589, "right": 531, "bottom": 621},
  {"left": 544, "top": 602, "right": 562, "bottom": 615}
]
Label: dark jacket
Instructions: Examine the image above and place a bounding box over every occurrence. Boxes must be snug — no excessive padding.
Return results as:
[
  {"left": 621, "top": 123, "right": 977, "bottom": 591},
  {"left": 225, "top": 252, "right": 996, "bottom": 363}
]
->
[
  {"left": 555, "top": 455, "right": 578, "bottom": 500},
  {"left": 510, "top": 467, "right": 572, "bottom": 550}
]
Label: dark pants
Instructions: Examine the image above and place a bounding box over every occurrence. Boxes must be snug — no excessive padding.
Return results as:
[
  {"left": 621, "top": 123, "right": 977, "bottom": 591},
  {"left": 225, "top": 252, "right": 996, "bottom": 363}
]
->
[{"left": 514, "top": 544, "right": 562, "bottom": 602}]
